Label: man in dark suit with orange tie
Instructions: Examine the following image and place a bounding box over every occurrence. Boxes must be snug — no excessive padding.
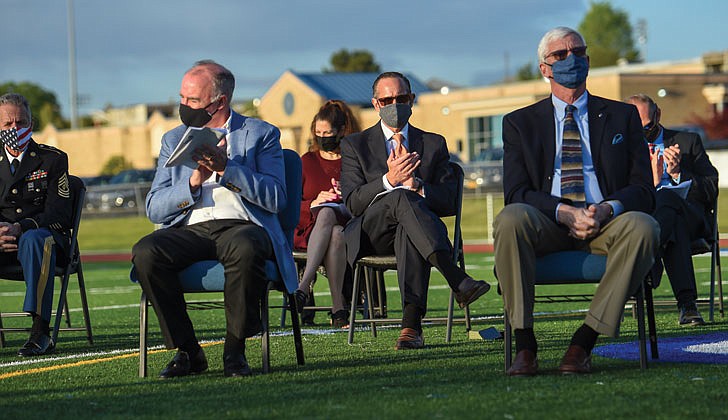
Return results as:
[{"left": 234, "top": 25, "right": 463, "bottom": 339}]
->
[
  {"left": 340, "top": 71, "right": 490, "bottom": 350},
  {"left": 494, "top": 27, "right": 660, "bottom": 376}
]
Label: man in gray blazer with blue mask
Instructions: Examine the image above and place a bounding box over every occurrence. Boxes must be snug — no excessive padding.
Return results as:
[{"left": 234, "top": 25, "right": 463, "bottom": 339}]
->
[
  {"left": 494, "top": 27, "right": 660, "bottom": 376},
  {"left": 133, "top": 60, "right": 296, "bottom": 378}
]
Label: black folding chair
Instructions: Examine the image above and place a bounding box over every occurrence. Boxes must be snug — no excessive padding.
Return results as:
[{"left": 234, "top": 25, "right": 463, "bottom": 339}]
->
[
  {"left": 0, "top": 175, "right": 93, "bottom": 347},
  {"left": 347, "top": 162, "right": 471, "bottom": 344}
]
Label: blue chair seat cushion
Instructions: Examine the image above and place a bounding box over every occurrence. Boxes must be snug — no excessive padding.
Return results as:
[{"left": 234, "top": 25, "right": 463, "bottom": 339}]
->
[
  {"left": 177, "top": 260, "right": 280, "bottom": 292},
  {"left": 131, "top": 260, "right": 280, "bottom": 292},
  {"left": 535, "top": 251, "right": 606, "bottom": 284}
]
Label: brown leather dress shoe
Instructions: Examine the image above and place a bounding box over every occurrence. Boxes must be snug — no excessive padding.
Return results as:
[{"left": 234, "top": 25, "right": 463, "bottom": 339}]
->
[
  {"left": 455, "top": 278, "right": 491, "bottom": 308},
  {"left": 558, "top": 345, "right": 592, "bottom": 374},
  {"left": 507, "top": 349, "right": 538, "bottom": 376},
  {"left": 394, "top": 328, "right": 424, "bottom": 350}
]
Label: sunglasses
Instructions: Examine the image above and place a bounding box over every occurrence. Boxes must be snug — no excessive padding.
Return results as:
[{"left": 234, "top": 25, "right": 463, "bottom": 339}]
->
[
  {"left": 375, "top": 94, "right": 413, "bottom": 106},
  {"left": 545, "top": 46, "right": 588, "bottom": 62}
]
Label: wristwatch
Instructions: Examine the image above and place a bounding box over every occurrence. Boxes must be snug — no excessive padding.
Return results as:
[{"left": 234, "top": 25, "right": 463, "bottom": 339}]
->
[{"left": 413, "top": 177, "right": 424, "bottom": 194}]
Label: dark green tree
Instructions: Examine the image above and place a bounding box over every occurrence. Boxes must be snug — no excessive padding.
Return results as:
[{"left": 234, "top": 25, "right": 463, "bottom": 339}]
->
[
  {"left": 324, "top": 49, "right": 381, "bottom": 73},
  {"left": 0, "top": 81, "right": 67, "bottom": 129},
  {"left": 578, "top": 1, "right": 640, "bottom": 68},
  {"left": 514, "top": 62, "right": 542, "bottom": 81},
  {"left": 100, "top": 155, "right": 134, "bottom": 176}
]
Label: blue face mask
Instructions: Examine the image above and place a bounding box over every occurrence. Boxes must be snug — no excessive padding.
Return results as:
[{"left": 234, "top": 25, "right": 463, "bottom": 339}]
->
[{"left": 549, "top": 54, "right": 589, "bottom": 89}]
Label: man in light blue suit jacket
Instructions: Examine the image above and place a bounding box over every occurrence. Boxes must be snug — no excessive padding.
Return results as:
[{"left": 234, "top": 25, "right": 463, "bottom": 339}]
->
[{"left": 133, "top": 60, "right": 295, "bottom": 378}]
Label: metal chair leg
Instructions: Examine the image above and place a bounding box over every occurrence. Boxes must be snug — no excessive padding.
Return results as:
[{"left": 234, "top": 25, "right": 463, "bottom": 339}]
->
[
  {"left": 348, "top": 265, "right": 361, "bottom": 344},
  {"left": 76, "top": 264, "right": 93, "bottom": 344},
  {"left": 645, "top": 283, "right": 659, "bottom": 359},
  {"left": 261, "top": 285, "right": 271, "bottom": 374},
  {"left": 503, "top": 311, "right": 512, "bottom": 372},
  {"left": 139, "top": 292, "right": 148, "bottom": 378},
  {"left": 289, "top": 293, "right": 305, "bottom": 366}
]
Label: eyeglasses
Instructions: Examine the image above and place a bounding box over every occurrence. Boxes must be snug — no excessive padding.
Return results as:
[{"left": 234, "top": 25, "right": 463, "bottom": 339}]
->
[
  {"left": 545, "top": 46, "right": 588, "bottom": 62},
  {"left": 375, "top": 94, "right": 413, "bottom": 106}
]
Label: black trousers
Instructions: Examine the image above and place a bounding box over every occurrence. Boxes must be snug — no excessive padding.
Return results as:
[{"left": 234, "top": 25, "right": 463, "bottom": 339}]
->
[
  {"left": 354, "top": 189, "right": 452, "bottom": 314},
  {"left": 132, "top": 219, "right": 272, "bottom": 349},
  {"left": 652, "top": 189, "right": 708, "bottom": 305}
]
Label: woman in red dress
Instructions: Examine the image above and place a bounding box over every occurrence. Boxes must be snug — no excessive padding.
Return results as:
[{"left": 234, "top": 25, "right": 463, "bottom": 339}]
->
[{"left": 294, "top": 100, "right": 360, "bottom": 327}]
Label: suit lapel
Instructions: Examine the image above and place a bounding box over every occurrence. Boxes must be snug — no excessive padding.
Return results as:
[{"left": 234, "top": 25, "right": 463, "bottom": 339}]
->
[
  {"left": 662, "top": 129, "right": 677, "bottom": 147},
  {"left": 587, "top": 96, "right": 608, "bottom": 168},
  {"left": 408, "top": 126, "right": 424, "bottom": 178},
  {"left": 535, "top": 98, "right": 556, "bottom": 176},
  {"left": 0, "top": 155, "right": 10, "bottom": 198},
  {"left": 366, "top": 125, "right": 389, "bottom": 176},
  {"left": 227, "top": 112, "right": 248, "bottom": 161},
  {"left": 15, "top": 148, "right": 41, "bottom": 182}
]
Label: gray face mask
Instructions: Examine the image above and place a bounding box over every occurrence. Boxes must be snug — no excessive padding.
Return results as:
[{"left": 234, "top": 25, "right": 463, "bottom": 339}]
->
[{"left": 379, "top": 103, "right": 412, "bottom": 129}]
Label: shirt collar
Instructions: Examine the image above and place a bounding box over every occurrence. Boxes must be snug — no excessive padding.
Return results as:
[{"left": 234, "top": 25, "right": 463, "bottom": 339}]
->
[
  {"left": 552, "top": 91, "right": 589, "bottom": 121},
  {"left": 4, "top": 146, "right": 26, "bottom": 164},
  {"left": 380, "top": 121, "right": 410, "bottom": 142}
]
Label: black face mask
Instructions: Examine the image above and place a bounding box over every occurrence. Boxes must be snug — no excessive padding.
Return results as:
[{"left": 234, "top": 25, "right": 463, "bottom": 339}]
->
[
  {"left": 179, "top": 101, "right": 218, "bottom": 127},
  {"left": 643, "top": 121, "right": 660, "bottom": 142},
  {"left": 318, "top": 135, "right": 340, "bottom": 152}
]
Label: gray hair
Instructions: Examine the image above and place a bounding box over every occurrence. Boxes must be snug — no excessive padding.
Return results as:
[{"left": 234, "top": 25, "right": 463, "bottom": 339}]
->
[
  {"left": 537, "top": 27, "right": 586, "bottom": 64},
  {"left": 186, "top": 59, "right": 235, "bottom": 101},
  {"left": 0, "top": 93, "right": 32, "bottom": 121},
  {"left": 626, "top": 93, "right": 658, "bottom": 119}
]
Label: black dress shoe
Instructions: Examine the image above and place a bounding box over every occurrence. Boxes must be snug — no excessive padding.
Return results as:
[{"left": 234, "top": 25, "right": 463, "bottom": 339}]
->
[
  {"left": 455, "top": 278, "right": 491, "bottom": 308},
  {"left": 223, "top": 352, "right": 252, "bottom": 377},
  {"left": 679, "top": 303, "right": 706, "bottom": 326},
  {"left": 159, "top": 349, "right": 208, "bottom": 378},
  {"left": 17, "top": 331, "right": 55, "bottom": 357}
]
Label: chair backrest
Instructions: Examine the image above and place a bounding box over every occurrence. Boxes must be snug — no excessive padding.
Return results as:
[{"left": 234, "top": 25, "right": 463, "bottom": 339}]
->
[
  {"left": 449, "top": 162, "right": 465, "bottom": 266},
  {"left": 690, "top": 197, "right": 719, "bottom": 255},
  {"left": 279, "top": 149, "right": 302, "bottom": 248},
  {"left": 66, "top": 175, "right": 86, "bottom": 267}
]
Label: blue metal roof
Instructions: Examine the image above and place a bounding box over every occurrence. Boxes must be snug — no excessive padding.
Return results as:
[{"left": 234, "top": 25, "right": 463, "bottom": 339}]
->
[{"left": 292, "top": 71, "right": 431, "bottom": 107}]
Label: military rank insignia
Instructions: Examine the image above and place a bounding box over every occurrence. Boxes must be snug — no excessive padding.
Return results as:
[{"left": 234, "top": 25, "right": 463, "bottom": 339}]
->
[
  {"left": 25, "top": 169, "right": 48, "bottom": 181},
  {"left": 58, "top": 173, "right": 70, "bottom": 198}
]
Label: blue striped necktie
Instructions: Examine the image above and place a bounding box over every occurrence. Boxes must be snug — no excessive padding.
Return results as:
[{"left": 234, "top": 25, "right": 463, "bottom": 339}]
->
[{"left": 560, "top": 105, "right": 585, "bottom": 204}]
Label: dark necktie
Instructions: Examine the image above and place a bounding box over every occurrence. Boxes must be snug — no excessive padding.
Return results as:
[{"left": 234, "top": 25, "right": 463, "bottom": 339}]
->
[
  {"left": 10, "top": 158, "right": 19, "bottom": 175},
  {"left": 560, "top": 105, "right": 585, "bottom": 204},
  {"left": 392, "top": 133, "right": 406, "bottom": 157}
]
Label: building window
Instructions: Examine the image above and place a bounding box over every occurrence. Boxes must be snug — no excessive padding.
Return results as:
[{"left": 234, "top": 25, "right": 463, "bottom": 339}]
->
[{"left": 467, "top": 115, "right": 504, "bottom": 162}]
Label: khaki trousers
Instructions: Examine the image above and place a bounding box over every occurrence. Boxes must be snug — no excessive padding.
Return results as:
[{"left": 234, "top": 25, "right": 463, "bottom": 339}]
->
[{"left": 494, "top": 203, "right": 659, "bottom": 337}]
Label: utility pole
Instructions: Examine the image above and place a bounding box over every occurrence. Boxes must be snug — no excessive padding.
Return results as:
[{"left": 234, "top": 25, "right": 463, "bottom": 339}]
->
[
  {"left": 67, "top": 0, "right": 79, "bottom": 129},
  {"left": 636, "top": 18, "right": 648, "bottom": 63}
]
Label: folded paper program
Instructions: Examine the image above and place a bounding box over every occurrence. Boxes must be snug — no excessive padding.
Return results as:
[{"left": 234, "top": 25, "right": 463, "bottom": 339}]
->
[{"left": 164, "top": 127, "right": 226, "bottom": 169}]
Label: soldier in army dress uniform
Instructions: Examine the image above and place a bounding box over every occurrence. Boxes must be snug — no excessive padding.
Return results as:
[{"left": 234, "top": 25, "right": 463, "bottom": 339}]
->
[{"left": 0, "top": 93, "right": 73, "bottom": 356}]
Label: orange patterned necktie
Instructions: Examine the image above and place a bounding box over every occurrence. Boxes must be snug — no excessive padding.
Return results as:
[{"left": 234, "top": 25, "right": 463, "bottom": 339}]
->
[{"left": 392, "top": 132, "right": 406, "bottom": 157}]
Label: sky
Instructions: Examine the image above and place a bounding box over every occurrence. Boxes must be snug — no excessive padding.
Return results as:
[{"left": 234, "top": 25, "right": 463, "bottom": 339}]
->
[{"left": 2, "top": 0, "right": 727, "bottom": 118}]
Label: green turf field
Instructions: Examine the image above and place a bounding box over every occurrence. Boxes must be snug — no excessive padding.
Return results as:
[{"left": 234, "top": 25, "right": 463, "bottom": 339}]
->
[{"left": 0, "top": 252, "right": 726, "bottom": 418}]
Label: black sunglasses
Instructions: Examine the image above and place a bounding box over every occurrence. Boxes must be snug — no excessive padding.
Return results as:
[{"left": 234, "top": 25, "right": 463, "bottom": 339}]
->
[
  {"left": 546, "top": 46, "right": 588, "bottom": 62},
  {"left": 375, "top": 94, "right": 413, "bottom": 106}
]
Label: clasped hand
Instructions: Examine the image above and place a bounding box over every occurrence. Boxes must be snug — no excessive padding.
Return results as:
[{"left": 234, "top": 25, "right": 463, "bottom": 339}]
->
[
  {"left": 190, "top": 138, "right": 228, "bottom": 190},
  {"left": 649, "top": 144, "right": 680, "bottom": 186},
  {"left": 0, "top": 222, "right": 20, "bottom": 252},
  {"left": 557, "top": 203, "right": 611, "bottom": 240},
  {"left": 385, "top": 149, "right": 420, "bottom": 187}
]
